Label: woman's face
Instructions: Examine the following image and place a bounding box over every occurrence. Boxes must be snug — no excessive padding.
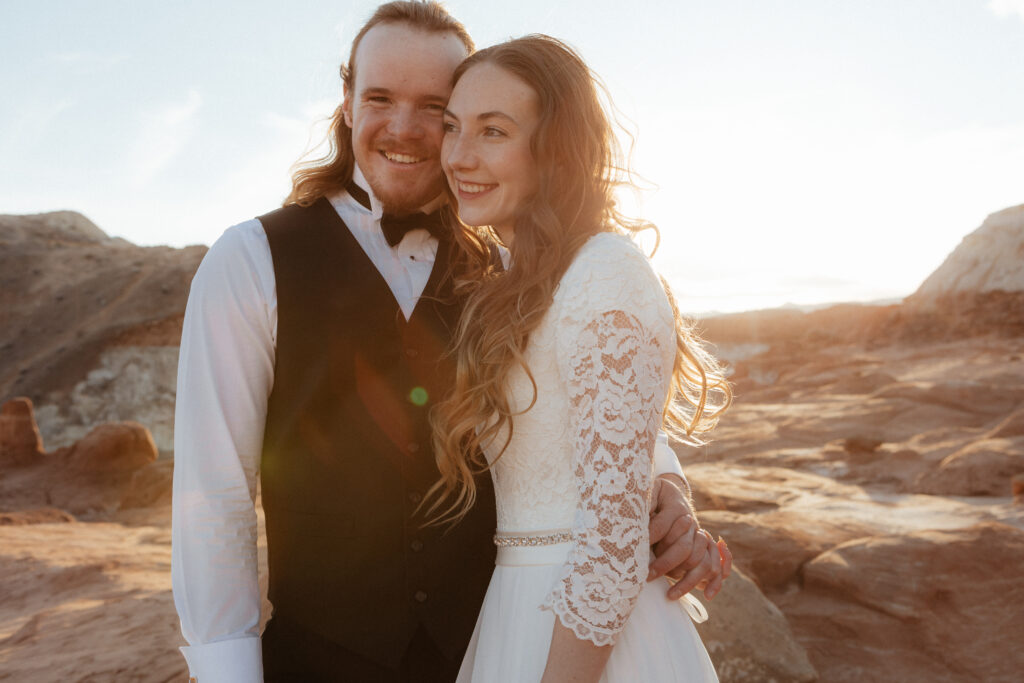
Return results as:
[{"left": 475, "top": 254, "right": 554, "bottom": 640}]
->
[{"left": 441, "top": 62, "right": 541, "bottom": 243}]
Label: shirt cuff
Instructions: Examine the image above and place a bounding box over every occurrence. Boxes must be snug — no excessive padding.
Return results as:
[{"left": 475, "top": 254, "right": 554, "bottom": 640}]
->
[
  {"left": 181, "top": 636, "right": 263, "bottom": 683},
  {"left": 651, "top": 433, "right": 685, "bottom": 479}
]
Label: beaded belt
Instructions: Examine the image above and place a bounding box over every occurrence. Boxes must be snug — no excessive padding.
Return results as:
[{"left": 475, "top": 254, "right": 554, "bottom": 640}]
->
[
  {"left": 493, "top": 531, "right": 572, "bottom": 547},
  {"left": 493, "top": 530, "right": 573, "bottom": 567}
]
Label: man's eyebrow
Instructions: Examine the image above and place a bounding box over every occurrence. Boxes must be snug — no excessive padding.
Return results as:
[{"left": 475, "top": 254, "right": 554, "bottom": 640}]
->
[{"left": 360, "top": 87, "right": 391, "bottom": 97}]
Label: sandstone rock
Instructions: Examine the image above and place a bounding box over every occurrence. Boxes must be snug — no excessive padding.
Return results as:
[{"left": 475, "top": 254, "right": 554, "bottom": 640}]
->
[
  {"left": 914, "top": 203, "right": 1024, "bottom": 299},
  {"left": 696, "top": 566, "right": 817, "bottom": 682},
  {"left": 797, "top": 522, "right": 1024, "bottom": 682},
  {"left": 119, "top": 460, "right": 173, "bottom": 509},
  {"left": 987, "top": 407, "right": 1024, "bottom": 439},
  {"left": 64, "top": 422, "right": 157, "bottom": 473},
  {"left": 1014, "top": 474, "right": 1024, "bottom": 502},
  {"left": 914, "top": 439, "right": 1024, "bottom": 496},
  {"left": 0, "top": 508, "right": 75, "bottom": 525},
  {"left": 700, "top": 509, "right": 873, "bottom": 591},
  {"left": 33, "top": 346, "right": 180, "bottom": 453},
  {"left": 842, "top": 435, "right": 882, "bottom": 454},
  {"left": 0, "top": 397, "right": 45, "bottom": 467},
  {"left": 872, "top": 380, "right": 1024, "bottom": 418}
]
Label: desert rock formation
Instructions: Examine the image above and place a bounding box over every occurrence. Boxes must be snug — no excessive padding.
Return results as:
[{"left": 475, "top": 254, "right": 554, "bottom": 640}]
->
[
  {"left": 0, "top": 397, "right": 44, "bottom": 467},
  {"left": 0, "top": 210, "right": 204, "bottom": 453},
  {"left": 2, "top": 204, "right": 1023, "bottom": 681},
  {"left": 915, "top": 203, "right": 1024, "bottom": 300}
]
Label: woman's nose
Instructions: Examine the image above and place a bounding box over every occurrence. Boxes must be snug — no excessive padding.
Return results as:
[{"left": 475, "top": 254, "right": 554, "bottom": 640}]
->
[{"left": 445, "top": 135, "right": 477, "bottom": 170}]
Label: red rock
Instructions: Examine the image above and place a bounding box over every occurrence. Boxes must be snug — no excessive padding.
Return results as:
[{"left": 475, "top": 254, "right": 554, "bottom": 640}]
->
[
  {"left": 119, "top": 460, "right": 173, "bottom": 509},
  {"left": 843, "top": 436, "right": 882, "bottom": 453},
  {"left": 0, "top": 397, "right": 45, "bottom": 467},
  {"left": 701, "top": 509, "right": 873, "bottom": 591},
  {"left": 1013, "top": 473, "right": 1024, "bottom": 502},
  {"left": 0, "top": 508, "right": 75, "bottom": 525},
  {"left": 987, "top": 407, "right": 1024, "bottom": 439},
  {"left": 796, "top": 523, "right": 1024, "bottom": 682},
  {"left": 64, "top": 422, "right": 157, "bottom": 473},
  {"left": 914, "top": 439, "right": 1024, "bottom": 496},
  {"left": 696, "top": 566, "right": 818, "bottom": 682}
]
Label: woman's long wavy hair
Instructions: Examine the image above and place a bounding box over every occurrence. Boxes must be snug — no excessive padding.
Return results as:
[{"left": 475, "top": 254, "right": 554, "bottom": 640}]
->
[
  {"left": 424, "top": 35, "right": 731, "bottom": 525},
  {"left": 284, "top": 1, "right": 474, "bottom": 207}
]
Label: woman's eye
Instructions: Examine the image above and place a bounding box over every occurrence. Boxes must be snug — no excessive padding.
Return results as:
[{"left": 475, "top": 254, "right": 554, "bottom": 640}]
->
[
  {"left": 484, "top": 127, "right": 506, "bottom": 137},
  {"left": 442, "top": 121, "right": 457, "bottom": 133}
]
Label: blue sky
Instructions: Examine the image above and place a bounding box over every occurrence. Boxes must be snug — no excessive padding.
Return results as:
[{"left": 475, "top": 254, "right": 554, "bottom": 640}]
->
[{"left": 2, "top": 0, "right": 1023, "bottom": 313}]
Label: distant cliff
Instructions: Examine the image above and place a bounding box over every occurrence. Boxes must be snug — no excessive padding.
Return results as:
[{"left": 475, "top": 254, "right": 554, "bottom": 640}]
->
[{"left": 0, "top": 211, "right": 206, "bottom": 451}]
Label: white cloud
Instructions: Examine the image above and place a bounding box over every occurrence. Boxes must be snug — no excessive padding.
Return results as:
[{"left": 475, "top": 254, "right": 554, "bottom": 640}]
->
[
  {"left": 989, "top": 0, "right": 1024, "bottom": 21},
  {"left": 128, "top": 89, "right": 202, "bottom": 187}
]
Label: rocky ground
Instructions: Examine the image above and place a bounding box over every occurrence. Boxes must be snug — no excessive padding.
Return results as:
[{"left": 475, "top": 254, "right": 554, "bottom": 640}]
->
[
  {"left": 1, "top": 206, "right": 1023, "bottom": 682},
  {"left": 692, "top": 330, "right": 1024, "bottom": 682}
]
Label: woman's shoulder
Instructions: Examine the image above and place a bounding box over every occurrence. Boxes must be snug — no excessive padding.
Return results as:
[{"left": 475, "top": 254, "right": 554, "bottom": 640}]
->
[
  {"left": 560, "top": 232, "right": 658, "bottom": 293},
  {"left": 574, "top": 231, "right": 647, "bottom": 264},
  {"left": 556, "top": 231, "right": 668, "bottom": 316}
]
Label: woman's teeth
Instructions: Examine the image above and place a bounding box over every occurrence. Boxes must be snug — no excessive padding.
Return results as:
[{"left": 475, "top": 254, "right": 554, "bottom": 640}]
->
[{"left": 459, "top": 181, "right": 494, "bottom": 194}]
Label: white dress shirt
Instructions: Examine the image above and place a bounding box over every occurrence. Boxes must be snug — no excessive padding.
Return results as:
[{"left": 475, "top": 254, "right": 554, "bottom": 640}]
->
[{"left": 170, "top": 166, "right": 685, "bottom": 682}]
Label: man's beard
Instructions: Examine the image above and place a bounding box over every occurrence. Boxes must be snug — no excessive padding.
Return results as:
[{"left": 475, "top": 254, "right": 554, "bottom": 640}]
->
[{"left": 373, "top": 176, "right": 446, "bottom": 216}]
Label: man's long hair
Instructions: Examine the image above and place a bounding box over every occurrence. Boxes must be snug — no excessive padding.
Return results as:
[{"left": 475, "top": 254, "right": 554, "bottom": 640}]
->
[
  {"left": 424, "top": 36, "right": 732, "bottom": 525},
  {"left": 285, "top": 1, "right": 474, "bottom": 207}
]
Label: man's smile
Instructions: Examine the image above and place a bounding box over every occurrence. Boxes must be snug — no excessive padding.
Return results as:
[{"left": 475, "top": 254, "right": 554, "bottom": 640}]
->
[{"left": 382, "top": 150, "right": 426, "bottom": 164}]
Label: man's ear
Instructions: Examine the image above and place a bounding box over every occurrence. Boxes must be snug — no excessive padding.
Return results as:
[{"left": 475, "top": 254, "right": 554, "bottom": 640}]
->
[{"left": 342, "top": 87, "right": 354, "bottom": 128}]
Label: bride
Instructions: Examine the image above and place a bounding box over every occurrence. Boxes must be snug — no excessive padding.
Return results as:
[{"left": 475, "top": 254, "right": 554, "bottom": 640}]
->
[{"left": 425, "top": 35, "right": 731, "bottom": 682}]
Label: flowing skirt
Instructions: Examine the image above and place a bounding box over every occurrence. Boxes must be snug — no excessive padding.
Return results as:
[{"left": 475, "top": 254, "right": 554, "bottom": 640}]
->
[{"left": 457, "top": 542, "right": 719, "bottom": 683}]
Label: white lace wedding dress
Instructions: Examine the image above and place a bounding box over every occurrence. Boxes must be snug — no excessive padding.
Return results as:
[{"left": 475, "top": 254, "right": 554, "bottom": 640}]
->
[{"left": 456, "top": 233, "right": 718, "bottom": 682}]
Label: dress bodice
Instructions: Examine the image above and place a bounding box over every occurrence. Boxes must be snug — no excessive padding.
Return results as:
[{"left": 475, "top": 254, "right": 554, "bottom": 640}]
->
[{"left": 481, "top": 232, "right": 677, "bottom": 645}]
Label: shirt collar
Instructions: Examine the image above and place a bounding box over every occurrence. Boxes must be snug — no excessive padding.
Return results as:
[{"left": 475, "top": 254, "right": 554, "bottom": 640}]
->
[{"left": 351, "top": 163, "right": 447, "bottom": 220}]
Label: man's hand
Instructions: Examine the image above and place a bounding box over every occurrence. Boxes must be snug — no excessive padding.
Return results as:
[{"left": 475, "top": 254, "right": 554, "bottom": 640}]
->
[{"left": 647, "top": 474, "right": 733, "bottom": 601}]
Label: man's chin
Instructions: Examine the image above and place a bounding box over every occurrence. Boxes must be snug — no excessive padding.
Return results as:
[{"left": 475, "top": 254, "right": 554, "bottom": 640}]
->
[{"left": 372, "top": 180, "right": 445, "bottom": 214}]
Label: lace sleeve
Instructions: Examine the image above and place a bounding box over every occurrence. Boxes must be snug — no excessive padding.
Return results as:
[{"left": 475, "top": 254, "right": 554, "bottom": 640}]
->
[{"left": 542, "top": 303, "right": 669, "bottom": 646}]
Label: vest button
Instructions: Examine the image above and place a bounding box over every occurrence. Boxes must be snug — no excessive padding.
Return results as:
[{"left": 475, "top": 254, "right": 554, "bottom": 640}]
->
[
  {"left": 407, "top": 442, "right": 420, "bottom": 453},
  {"left": 408, "top": 491, "right": 423, "bottom": 504},
  {"left": 405, "top": 348, "right": 419, "bottom": 358},
  {"left": 411, "top": 539, "right": 424, "bottom": 552},
  {"left": 414, "top": 590, "right": 428, "bottom": 603}
]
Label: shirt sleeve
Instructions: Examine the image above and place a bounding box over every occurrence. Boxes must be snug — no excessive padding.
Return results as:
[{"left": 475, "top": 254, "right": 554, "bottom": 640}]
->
[
  {"left": 171, "top": 220, "right": 277, "bottom": 682},
  {"left": 543, "top": 236, "right": 676, "bottom": 646},
  {"left": 652, "top": 431, "right": 685, "bottom": 480}
]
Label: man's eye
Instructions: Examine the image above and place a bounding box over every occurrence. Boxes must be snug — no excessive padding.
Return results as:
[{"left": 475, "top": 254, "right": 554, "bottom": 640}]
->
[
  {"left": 368, "top": 96, "right": 389, "bottom": 104},
  {"left": 424, "top": 103, "right": 445, "bottom": 112}
]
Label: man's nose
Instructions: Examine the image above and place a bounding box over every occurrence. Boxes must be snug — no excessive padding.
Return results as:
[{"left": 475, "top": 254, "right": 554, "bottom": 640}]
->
[{"left": 386, "top": 105, "right": 425, "bottom": 138}]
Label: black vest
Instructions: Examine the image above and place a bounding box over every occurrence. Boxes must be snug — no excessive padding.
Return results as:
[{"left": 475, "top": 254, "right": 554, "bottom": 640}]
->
[{"left": 258, "top": 198, "right": 496, "bottom": 670}]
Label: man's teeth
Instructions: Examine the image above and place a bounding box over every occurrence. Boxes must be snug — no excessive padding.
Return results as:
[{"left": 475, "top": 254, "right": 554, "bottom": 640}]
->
[
  {"left": 458, "top": 182, "right": 494, "bottom": 193},
  {"left": 384, "top": 152, "right": 421, "bottom": 164}
]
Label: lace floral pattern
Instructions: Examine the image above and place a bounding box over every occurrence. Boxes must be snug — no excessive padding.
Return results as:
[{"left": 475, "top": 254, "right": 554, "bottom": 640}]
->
[{"left": 541, "top": 307, "right": 667, "bottom": 646}]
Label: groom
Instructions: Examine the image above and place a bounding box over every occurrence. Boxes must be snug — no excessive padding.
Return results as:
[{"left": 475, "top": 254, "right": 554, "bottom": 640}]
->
[{"left": 172, "top": 2, "right": 726, "bottom": 682}]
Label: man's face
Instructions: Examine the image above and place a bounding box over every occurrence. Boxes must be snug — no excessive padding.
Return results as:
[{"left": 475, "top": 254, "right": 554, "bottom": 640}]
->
[{"left": 343, "top": 23, "right": 469, "bottom": 214}]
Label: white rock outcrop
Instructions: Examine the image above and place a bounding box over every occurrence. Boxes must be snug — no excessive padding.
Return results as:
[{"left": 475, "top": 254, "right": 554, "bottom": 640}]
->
[
  {"left": 33, "top": 347, "right": 179, "bottom": 453},
  {"left": 915, "top": 203, "right": 1024, "bottom": 299}
]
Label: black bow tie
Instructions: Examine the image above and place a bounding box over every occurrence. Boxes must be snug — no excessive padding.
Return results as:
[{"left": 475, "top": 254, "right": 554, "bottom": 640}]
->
[
  {"left": 346, "top": 181, "right": 444, "bottom": 247},
  {"left": 381, "top": 210, "right": 445, "bottom": 247}
]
